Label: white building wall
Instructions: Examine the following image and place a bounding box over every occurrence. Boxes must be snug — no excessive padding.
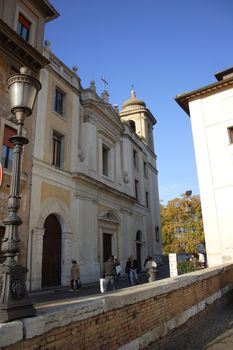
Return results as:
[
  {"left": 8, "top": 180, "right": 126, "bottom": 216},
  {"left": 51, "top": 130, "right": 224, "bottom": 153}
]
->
[
  {"left": 189, "top": 89, "right": 233, "bottom": 266},
  {"left": 74, "top": 196, "right": 100, "bottom": 283}
]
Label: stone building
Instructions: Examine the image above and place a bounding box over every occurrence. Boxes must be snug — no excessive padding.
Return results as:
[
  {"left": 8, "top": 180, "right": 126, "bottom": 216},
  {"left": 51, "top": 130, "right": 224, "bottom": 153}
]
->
[
  {"left": 176, "top": 67, "right": 233, "bottom": 267},
  {"left": 0, "top": 0, "right": 162, "bottom": 290},
  {"left": 0, "top": 0, "right": 58, "bottom": 266},
  {"left": 28, "top": 42, "right": 161, "bottom": 290}
]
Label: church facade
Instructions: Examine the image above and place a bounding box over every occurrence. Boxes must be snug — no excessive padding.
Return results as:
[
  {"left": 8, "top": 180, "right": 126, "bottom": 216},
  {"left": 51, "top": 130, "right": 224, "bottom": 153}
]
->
[
  {"left": 29, "top": 44, "right": 161, "bottom": 290},
  {"left": 0, "top": 0, "right": 162, "bottom": 291}
]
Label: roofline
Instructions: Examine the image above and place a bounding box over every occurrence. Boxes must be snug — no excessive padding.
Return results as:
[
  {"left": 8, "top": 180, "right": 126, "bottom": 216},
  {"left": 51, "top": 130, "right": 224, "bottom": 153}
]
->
[
  {"left": 0, "top": 18, "right": 49, "bottom": 72},
  {"left": 215, "top": 66, "right": 233, "bottom": 81},
  {"left": 120, "top": 107, "right": 157, "bottom": 125},
  {"left": 36, "top": 0, "right": 60, "bottom": 22},
  {"left": 175, "top": 76, "right": 233, "bottom": 116}
]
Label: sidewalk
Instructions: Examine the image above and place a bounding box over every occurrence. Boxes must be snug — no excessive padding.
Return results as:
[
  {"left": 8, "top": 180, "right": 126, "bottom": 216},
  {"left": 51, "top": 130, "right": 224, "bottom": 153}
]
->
[
  {"left": 30, "top": 273, "right": 147, "bottom": 306},
  {"left": 30, "top": 265, "right": 170, "bottom": 307}
]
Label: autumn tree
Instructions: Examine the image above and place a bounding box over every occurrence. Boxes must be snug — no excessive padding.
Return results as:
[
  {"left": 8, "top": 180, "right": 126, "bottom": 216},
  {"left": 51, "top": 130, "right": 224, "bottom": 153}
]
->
[{"left": 160, "top": 194, "right": 205, "bottom": 254}]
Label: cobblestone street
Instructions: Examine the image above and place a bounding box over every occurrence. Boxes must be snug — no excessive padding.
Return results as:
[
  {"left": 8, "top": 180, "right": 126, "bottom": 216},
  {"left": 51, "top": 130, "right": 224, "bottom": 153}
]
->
[{"left": 147, "top": 303, "right": 233, "bottom": 350}]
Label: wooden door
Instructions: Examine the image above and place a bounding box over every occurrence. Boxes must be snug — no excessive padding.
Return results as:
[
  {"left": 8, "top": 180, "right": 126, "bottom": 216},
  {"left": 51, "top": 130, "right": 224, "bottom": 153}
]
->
[
  {"left": 103, "top": 233, "right": 112, "bottom": 262},
  {"left": 42, "top": 214, "right": 61, "bottom": 287}
]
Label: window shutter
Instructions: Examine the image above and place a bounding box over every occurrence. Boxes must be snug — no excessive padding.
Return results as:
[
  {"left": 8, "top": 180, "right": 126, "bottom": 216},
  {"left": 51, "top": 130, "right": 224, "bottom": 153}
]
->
[
  {"left": 3, "top": 126, "right": 16, "bottom": 148},
  {"left": 18, "top": 14, "right": 31, "bottom": 29}
]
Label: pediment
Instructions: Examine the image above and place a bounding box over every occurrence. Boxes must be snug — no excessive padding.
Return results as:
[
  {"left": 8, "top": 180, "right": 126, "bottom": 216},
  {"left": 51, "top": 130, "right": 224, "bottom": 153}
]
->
[
  {"left": 83, "top": 99, "right": 123, "bottom": 130},
  {"left": 97, "top": 103, "right": 123, "bottom": 128},
  {"left": 98, "top": 210, "right": 120, "bottom": 224}
]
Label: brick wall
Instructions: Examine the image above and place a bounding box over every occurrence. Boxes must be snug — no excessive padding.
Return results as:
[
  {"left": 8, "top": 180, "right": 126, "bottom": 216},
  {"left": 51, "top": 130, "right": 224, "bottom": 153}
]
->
[{"left": 1, "top": 264, "right": 233, "bottom": 350}]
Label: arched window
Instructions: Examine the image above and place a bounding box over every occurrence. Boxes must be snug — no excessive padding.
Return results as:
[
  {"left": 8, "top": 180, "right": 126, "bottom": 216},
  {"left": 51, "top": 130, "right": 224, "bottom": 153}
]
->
[
  {"left": 136, "top": 230, "right": 142, "bottom": 272},
  {"left": 129, "top": 120, "right": 136, "bottom": 132},
  {"left": 136, "top": 230, "right": 141, "bottom": 241}
]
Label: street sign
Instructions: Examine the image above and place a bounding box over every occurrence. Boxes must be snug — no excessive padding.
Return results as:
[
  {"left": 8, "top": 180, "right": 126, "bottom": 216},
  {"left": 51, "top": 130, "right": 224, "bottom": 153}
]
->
[
  {"left": 169, "top": 253, "right": 178, "bottom": 277},
  {"left": 0, "top": 162, "right": 2, "bottom": 188}
]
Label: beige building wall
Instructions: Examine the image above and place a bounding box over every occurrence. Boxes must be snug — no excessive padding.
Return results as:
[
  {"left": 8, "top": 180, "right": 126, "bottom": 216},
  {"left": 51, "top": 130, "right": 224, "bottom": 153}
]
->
[{"left": 0, "top": 0, "right": 57, "bottom": 268}]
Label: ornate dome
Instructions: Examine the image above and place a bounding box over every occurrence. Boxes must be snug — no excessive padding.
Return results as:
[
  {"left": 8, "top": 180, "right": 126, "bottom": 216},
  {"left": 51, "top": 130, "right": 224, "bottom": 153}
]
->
[{"left": 122, "top": 87, "right": 146, "bottom": 109}]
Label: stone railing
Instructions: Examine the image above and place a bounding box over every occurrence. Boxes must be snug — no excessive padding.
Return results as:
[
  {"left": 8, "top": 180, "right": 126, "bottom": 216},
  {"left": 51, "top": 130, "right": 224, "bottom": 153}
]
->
[
  {"left": 1, "top": 264, "right": 233, "bottom": 349},
  {"left": 43, "top": 47, "right": 80, "bottom": 91}
]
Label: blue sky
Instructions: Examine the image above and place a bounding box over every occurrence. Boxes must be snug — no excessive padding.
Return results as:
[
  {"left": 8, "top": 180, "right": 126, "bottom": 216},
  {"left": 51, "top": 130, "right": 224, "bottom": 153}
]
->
[{"left": 45, "top": 0, "right": 233, "bottom": 203}]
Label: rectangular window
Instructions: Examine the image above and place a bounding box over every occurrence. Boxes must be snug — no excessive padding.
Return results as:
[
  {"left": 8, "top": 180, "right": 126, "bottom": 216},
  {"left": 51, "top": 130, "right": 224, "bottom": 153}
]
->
[
  {"left": 102, "top": 145, "right": 109, "bottom": 176},
  {"left": 133, "top": 149, "right": 137, "bottom": 168},
  {"left": 17, "top": 13, "right": 31, "bottom": 41},
  {"left": 52, "top": 132, "right": 63, "bottom": 168},
  {"left": 145, "top": 192, "right": 149, "bottom": 208},
  {"left": 54, "top": 88, "right": 65, "bottom": 115},
  {"left": 1, "top": 126, "right": 16, "bottom": 171},
  {"left": 144, "top": 161, "right": 147, "bottom": 177},
  {"left": 54, "top": 88, "right": 64, "bottom": 115},
  {"left": 228, "top": 127, "right": 233, "bottom": 144},
  {"left": 135, "top": 179, "right": 139, "bottom": 200}
]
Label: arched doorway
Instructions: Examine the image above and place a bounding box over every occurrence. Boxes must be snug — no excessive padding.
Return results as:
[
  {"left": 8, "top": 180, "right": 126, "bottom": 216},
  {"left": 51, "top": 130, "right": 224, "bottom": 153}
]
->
[
  {"left": 42, "top": 214, "right": 61, "bottom": 287},
  {"left": 136, "top": 230, "right": 142, "bottom": 272}
]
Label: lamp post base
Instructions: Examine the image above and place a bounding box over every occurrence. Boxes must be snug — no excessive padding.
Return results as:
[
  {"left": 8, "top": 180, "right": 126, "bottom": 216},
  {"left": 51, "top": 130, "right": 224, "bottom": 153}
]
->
[{"left": 0, "top": 264, "right": 36, "bottom": 322}]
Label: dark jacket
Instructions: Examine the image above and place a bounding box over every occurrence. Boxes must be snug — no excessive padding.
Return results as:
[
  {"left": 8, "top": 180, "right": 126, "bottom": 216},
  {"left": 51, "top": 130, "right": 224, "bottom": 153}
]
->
[
  {"left": 125, "top": 259, "right": 138, "bottom": 273},
  {"left": 103, "top": 260, "right": 117, "bottom": 277}
]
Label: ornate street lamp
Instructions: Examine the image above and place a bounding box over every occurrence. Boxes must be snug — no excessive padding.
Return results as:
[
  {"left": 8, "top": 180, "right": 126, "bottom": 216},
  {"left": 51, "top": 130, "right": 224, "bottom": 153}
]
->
[
  {"left": 0, "top": 67, "right": 41, "bottom": 322},
  {"left": 185, "top": 190, "right": 192, "bottom": 214}
]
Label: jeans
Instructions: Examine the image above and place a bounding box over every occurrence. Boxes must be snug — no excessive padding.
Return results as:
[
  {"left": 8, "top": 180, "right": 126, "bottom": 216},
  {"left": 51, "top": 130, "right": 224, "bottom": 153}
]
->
[
  {"left": 104, "top": 275, "right": 116, "bottom": 292},
  {"left": 129, "top": 269, "right": 138, "bottom": 285}
]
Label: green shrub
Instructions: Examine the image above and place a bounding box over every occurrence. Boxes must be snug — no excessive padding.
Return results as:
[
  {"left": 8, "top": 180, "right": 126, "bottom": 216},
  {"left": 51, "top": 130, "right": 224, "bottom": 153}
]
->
[{"left": 177, "top": 260, "right": 196, "bottom": 274}]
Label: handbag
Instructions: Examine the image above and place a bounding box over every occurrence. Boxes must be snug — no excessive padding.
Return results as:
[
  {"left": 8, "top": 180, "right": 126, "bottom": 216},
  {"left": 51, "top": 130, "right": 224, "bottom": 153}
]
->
[
  {"left": 77, "top": 279, "right": 82, "bottom": 289},
  {"left": 100, "top": 278, "right": 105, "bottom": 293},
  {"left": 116, "top": 265, "right": 122, "bottom": 275}
]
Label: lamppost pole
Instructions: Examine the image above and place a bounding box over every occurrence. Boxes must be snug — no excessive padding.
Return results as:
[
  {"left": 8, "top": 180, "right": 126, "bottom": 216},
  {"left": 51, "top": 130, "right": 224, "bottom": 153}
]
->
[
  {"left": 0, "top": 67, "right": 41, "bottom": 322},
  {"left": 185, "top": 190, "right": 192, "bottom": 214}
]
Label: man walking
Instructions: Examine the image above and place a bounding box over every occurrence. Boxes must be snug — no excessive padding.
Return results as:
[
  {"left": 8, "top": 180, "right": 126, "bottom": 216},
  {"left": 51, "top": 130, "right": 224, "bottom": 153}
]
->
[{"left": 103, "top": 256, "right": 119, "bottom": 292}]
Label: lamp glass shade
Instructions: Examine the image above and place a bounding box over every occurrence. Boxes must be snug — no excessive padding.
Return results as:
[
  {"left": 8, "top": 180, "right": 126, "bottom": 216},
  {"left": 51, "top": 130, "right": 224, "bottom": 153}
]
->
[{"left": 8, "top": 81, "right": 39, "bottom": 116}]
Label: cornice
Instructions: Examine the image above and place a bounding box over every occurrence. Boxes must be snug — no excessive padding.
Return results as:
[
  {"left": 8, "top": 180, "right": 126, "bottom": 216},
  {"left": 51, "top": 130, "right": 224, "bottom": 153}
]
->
[
  {"left": 175, "top": 76, "right": 233, "bottom": 116},
  {"left": 0, "top": 19, "right": 49, "bottom": 72},
  {"left": 120, "top": 106, "right": 157, "bottom": 125},
  {"left": 72, "top": 172, "right": 136, "bottom": 204},
  {"left": 34, "top": 0, "right": 60, "bottom": 21},
  {"left": 122, "top": 131, "right": 157, "bottom": 160},
  {"left": 46, "top": 63, "right": 81, "bottom": 95},
  {"left": 147, "top": 162, "right": 158, "bottom": 175}
]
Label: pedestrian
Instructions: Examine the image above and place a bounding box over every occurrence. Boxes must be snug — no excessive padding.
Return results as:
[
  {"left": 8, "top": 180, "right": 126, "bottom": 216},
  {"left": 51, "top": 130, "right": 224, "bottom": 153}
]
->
[
  {"left": 125, "top": 255, "right": 138, "bottom": 285},
  {"left": 144, "top": 256, "right": 157, "bottom": 282},
  {"left": 198, "top": 252, "right": 206, "bottom": 268},
  {"left": 113, "top": 255, "right": 121, "bottom": 289},
  {"left": 190, "top": 253, "right": 200, "bottom": 270},
  {"left": 102, "top": 256, "right": 118, "bottom": 292},
  {"left": 144, "top": 255, "right": 150, "bottom": 268},
  {"left": 70, "top": 260, "right": 80, "bottom": 292},
  {"left": 125, "top": 257, "right": 131, "bottom": 284}
]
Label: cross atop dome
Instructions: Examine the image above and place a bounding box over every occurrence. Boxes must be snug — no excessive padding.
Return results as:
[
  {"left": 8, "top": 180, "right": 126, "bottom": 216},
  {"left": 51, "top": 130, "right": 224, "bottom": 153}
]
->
[{"left": 130, "top": 85, "right": 136, "bottom": 98}]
